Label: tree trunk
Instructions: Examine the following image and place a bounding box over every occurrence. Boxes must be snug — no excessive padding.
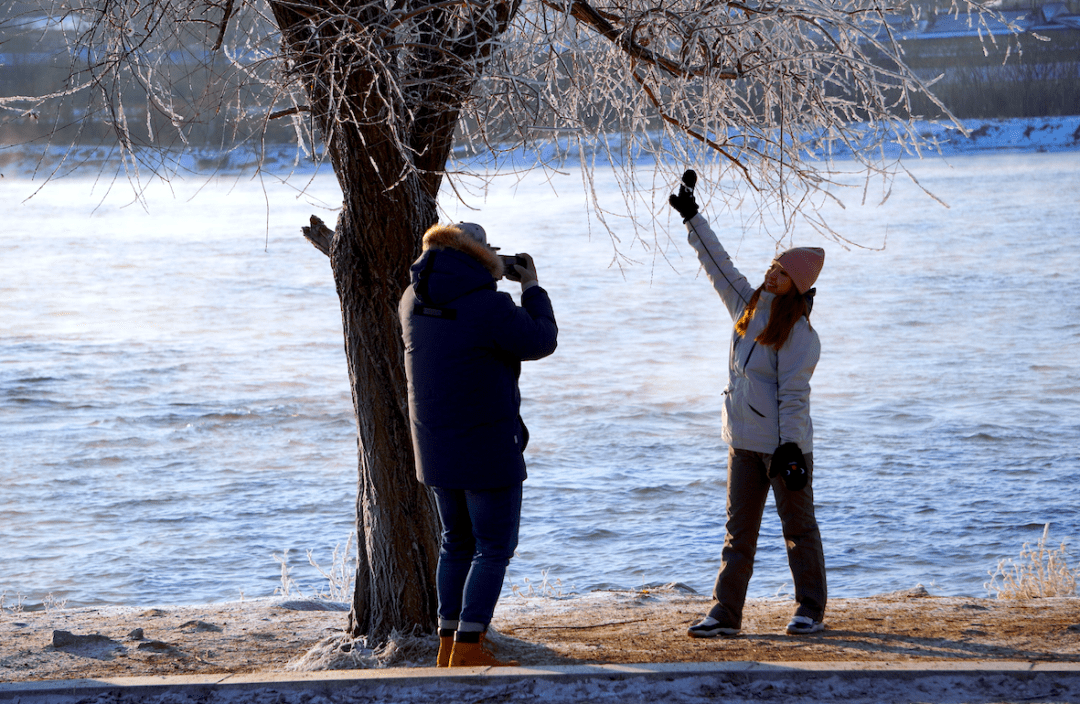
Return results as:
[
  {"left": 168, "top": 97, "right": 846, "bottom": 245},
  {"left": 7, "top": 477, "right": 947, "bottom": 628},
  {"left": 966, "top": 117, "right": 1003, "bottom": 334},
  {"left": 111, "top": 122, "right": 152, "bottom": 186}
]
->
[
  {"left": 301, "top": 136, "right": 444, "bottom": 642},
  {"left": 319, "top": 128, "right": 443, "bottom": 642},
  {"left": 273, "top": 0, "right": 483, "bottom": 642}
]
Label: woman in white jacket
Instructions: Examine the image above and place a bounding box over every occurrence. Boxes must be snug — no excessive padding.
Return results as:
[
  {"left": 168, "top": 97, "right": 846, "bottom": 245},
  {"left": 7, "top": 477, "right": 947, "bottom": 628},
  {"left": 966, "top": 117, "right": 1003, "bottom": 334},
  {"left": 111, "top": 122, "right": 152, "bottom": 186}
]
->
[{"left": 669, "top": 170, "right": 828, "bottom": 637}]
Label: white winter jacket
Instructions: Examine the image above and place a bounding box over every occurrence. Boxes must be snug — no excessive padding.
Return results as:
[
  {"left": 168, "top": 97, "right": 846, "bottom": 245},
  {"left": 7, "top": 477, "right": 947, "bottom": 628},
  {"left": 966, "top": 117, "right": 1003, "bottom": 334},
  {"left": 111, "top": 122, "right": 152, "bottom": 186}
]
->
[{"left": 686, "top": 214, "right": 820, "bottom": 455}]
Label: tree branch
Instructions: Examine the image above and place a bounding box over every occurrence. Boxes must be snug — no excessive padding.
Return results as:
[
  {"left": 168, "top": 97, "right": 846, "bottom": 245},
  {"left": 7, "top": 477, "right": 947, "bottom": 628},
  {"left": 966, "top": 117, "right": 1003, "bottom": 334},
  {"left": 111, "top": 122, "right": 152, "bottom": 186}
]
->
[
  {"left": 544, "top": 0, "right": 740, "bottom": 80},
  {"left": 211, "top": 0, "right": 236, "bottom": 52},
  {"left": 631, "top": 72, "right": 755, "bottom": 187},
  {"left": 269, "top": 105, "right": 311, "bottom": 120},
  {"left": 302, "top": 214, "right": 334, "bottom": 257}
]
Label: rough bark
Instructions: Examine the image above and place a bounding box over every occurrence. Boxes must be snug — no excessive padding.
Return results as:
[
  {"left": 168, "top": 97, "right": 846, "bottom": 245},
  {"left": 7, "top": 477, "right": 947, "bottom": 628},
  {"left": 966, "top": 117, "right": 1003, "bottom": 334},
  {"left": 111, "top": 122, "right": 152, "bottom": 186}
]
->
[
  {"left": 267, "top": 0, "right": 519, "bottom": 639},
  {"left": 330, "top": 189, "right": 441, "bottom": 641},
  {"left": 301, "top": 132, "right": 445, "bottom": 640},
  {"left": 270, "top": 0, "right": 466, "bottom": 641}
]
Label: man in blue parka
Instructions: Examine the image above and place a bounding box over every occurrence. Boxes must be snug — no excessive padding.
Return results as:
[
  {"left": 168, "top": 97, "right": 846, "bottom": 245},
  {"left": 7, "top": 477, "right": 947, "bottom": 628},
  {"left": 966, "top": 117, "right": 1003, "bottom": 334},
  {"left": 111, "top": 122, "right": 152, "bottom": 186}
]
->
[{"left": 399, "top": 222, "right": 557, "bottom": 668}]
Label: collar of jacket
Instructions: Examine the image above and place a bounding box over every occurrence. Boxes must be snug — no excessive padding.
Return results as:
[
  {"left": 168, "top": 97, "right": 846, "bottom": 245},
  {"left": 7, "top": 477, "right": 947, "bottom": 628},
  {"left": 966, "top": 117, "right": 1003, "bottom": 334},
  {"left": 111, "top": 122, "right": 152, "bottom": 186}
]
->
[{"left": 422, "top": 226, "right": 504, "bottom": 279}]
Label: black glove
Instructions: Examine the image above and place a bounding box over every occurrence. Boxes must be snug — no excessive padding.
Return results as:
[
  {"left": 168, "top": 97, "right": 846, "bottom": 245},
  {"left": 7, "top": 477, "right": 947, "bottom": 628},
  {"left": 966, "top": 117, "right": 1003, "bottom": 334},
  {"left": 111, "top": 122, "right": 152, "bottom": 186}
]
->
[
  {"left": 668, "top": 169, "right": 699, "bottom": 222},
  {"left": 769, "top": 442, "right": 809, "bottom": 492}
]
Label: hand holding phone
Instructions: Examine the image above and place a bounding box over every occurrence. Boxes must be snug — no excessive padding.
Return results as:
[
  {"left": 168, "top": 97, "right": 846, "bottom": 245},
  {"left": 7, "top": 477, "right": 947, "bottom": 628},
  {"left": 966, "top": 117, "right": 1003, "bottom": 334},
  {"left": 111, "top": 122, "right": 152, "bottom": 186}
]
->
[{"left": 500, "top": 254, "right": 528, "bottom": 281}]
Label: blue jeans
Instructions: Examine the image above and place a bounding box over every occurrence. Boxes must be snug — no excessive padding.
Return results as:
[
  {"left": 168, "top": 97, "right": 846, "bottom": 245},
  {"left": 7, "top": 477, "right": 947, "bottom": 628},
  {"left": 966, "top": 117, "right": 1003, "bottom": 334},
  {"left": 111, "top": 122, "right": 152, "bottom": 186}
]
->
[{"left": 431, "top": 483, "right": 522, "bottom": 628}]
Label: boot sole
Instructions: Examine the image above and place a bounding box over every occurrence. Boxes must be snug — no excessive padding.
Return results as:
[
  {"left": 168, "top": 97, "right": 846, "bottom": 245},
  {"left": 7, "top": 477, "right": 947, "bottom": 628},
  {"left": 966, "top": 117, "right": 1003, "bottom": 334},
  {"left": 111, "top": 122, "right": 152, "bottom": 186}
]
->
[{"left": 687, "top": 626, "right": 740, "bottom": 638}]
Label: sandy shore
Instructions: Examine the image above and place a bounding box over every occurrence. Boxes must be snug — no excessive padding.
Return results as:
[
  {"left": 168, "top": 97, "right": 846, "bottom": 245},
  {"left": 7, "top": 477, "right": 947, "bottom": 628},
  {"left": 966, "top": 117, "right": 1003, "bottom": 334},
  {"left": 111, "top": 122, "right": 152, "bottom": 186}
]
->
[{"left": 2, "top": 586, "right": 1079, "bottom": 683}]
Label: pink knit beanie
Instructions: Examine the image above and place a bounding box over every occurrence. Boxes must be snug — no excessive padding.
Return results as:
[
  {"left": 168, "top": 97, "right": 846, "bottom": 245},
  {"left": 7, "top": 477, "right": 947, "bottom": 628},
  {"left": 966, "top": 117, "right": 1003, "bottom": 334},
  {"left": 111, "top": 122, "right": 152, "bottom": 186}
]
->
[{"left": 775, "top": 247, "right": 825, "bottom": 294}]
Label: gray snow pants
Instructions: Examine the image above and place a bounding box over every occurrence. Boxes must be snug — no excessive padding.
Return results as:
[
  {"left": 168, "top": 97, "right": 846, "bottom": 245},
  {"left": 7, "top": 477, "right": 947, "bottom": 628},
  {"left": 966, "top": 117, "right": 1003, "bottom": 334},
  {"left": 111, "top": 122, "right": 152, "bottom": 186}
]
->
[{"left": 711, "top": 446, "right": 827, "bottom": 627}]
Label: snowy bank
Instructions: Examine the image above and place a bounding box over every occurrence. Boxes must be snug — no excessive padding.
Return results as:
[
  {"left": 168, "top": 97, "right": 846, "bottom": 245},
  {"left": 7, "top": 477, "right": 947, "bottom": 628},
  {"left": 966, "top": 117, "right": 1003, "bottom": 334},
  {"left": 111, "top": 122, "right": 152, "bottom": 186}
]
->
[{"left": 1, "top": 116, "right": 1077, "bottom": 181}]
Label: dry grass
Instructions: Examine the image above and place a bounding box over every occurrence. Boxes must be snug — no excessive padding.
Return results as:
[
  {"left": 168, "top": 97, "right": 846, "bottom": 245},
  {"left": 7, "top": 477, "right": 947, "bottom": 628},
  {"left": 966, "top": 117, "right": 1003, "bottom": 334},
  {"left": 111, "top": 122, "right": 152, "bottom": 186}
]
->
[
  {"left": 272, "top": 537, "right": 356, "bottom": 603},
  {"left": 511, "top": 569, "right": 575, "bottom": 599},
  {"left": 305, "top": 536, "right": 356, "bottom": 602},
  {"left": 0, "top": 592, "right": 64, "bottom": 619},
  {"left": 0, "top": 591, "right": 26, "bottom": 620},
  {"left": 986, "top": 523, "right": 1079, "bottom": 599}
]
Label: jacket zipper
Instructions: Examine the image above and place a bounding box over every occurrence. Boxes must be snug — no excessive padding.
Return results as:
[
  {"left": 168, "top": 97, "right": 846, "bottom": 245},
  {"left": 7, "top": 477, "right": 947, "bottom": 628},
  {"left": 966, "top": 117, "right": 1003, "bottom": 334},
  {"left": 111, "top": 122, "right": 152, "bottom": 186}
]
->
[{"left": 743, "top": 340, "right": 757, "bottom": 369}]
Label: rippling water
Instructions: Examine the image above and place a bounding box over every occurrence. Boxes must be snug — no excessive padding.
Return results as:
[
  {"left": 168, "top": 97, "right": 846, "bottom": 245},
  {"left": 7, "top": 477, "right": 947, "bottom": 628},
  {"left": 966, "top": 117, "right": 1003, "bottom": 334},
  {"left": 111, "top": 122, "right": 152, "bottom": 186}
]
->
[{"left": 1, "top": 151, "right": 1078, "bottom": 608}]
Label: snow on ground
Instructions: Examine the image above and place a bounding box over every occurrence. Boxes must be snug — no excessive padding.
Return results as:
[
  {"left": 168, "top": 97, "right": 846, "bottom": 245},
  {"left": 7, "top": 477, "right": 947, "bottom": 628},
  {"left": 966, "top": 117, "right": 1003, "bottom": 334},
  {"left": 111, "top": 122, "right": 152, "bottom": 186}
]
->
[{"left": 925, "top": 115, "right": 1080, "bottom": 154}]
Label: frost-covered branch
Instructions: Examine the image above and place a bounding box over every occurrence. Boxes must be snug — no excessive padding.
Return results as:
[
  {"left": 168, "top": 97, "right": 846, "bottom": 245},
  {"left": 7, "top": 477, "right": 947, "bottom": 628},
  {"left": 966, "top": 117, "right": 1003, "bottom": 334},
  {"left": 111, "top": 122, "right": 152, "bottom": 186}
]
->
[{"left": 2, "top": 0, "right": 1013, "bottom": 246}]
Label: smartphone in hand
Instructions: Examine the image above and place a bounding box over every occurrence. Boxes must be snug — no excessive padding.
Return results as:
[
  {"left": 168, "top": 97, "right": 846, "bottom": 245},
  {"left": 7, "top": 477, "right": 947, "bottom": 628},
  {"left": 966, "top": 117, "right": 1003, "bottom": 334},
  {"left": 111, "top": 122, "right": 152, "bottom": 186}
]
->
[{"left": 500, "top": 254, "right": 527, "bottom": 281}]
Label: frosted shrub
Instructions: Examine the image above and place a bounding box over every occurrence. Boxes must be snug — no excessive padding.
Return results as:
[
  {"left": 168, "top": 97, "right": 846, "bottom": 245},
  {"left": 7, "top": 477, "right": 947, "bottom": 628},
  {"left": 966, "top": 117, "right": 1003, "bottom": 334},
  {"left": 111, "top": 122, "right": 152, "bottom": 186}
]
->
[
  {"left": 43, "top": 593, "right": 67, "bottom": 614},
  {"left": 273, "top": 537, "right": 356, "bottom": 602},
  {"left": 272, "top": 548, "right": 303, "bottom": 598},
  {"left": 0, "top": 592, "right": 26, "bottom": 619},
  {"left": 511, "top": 569, "right": 574, "bottom": 599},
  {"left": 306, "top": 536, "right": 356, "bottom": 603},
  {"left": 986, "top": 523, "right": 1079, "bottom": 599}
]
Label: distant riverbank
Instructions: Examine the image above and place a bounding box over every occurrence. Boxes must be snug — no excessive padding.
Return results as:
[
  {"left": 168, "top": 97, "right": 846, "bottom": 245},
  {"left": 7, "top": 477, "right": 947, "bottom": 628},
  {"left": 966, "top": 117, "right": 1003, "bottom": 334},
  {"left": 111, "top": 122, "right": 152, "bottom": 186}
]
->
[{"left": 2, "top": 115, "right": 1077, "bottom": 180}]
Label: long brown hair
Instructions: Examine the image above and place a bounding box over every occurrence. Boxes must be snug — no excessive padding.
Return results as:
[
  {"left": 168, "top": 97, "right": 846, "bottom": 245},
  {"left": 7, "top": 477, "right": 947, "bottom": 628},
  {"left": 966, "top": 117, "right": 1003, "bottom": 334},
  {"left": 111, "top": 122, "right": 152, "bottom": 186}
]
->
[{"left": 734, "top": 286, "right": 810, "bottom": 350}]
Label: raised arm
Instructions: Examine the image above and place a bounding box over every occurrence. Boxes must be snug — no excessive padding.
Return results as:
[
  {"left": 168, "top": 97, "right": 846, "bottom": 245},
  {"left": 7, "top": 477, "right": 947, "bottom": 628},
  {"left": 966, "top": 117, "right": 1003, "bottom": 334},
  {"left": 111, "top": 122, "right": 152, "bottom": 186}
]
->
[
  {"left": 490, "top": 255, "right": 558, "bottom": 361},
  {"left": 669, "top": 170, "right": 756, "bottom": 320}
]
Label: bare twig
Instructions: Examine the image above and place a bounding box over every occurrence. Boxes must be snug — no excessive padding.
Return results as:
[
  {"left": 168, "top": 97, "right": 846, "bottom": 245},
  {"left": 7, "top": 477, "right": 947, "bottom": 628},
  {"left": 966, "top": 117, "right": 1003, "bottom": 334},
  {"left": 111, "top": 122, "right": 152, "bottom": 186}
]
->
[
  {"left": 212, "top": 0, "right": 236, "bottom": 51},
  {"left": 269, "top": 105, "right": 312, "bottom": 120}
]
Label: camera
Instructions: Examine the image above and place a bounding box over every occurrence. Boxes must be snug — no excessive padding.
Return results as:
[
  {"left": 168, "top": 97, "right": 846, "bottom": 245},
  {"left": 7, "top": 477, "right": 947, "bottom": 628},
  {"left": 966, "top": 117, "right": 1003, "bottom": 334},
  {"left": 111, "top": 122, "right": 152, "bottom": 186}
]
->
[{"left": 499, "top": 254, "right": 527, "bottom": 281}]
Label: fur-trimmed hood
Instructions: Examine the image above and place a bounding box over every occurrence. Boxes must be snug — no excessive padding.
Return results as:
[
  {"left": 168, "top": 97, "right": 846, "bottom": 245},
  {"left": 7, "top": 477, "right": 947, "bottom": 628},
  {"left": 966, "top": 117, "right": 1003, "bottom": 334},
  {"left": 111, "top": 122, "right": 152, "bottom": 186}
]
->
[
  {"left": 423, "top": 224, "right": 504, "bottom": 279},
  {"left": 408, "top": 224, "right": 502, "bottom": 308}
]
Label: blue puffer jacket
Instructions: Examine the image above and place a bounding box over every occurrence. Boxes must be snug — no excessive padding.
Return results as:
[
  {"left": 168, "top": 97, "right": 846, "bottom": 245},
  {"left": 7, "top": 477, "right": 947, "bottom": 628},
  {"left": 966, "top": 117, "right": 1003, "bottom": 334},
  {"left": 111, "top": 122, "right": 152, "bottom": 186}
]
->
[
  {"left": 399, "top": 226, "right": 558, "bottom": 490},
  {"left": 685, "top": 214, "right": 820, "bottom": 455}
]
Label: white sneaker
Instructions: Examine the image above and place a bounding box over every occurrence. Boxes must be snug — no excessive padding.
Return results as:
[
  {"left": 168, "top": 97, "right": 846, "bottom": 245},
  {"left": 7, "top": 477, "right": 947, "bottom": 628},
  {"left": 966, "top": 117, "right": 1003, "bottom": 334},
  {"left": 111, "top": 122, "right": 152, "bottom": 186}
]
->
[
  {"left": 786, "top": 615, "right": 824, "bottom": 635},
  {"left": 687, "top": 616, "right": 740, "bottom": 638}
]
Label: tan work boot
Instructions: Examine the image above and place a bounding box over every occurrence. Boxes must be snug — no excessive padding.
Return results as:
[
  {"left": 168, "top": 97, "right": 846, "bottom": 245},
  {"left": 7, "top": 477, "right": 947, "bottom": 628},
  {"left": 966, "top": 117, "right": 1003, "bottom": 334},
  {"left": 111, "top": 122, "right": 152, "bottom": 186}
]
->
[
  {"left": 436, "top": 633, "right": 454, "bottom": 667},
  {"left": 448, "top": 631, "right": 519, "bottom": 667}
]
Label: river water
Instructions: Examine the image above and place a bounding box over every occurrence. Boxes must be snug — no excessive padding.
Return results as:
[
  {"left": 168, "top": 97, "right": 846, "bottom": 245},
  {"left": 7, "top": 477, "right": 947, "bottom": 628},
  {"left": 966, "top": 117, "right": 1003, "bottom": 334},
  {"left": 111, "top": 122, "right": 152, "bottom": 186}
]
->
[{"left": 1, "top": 149, "right": 1077, "bottom": 608}]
